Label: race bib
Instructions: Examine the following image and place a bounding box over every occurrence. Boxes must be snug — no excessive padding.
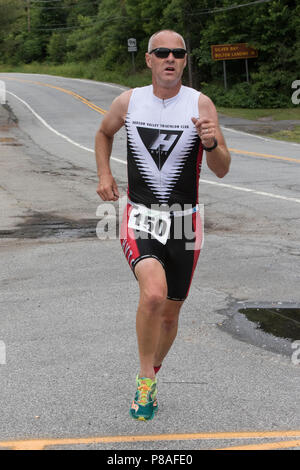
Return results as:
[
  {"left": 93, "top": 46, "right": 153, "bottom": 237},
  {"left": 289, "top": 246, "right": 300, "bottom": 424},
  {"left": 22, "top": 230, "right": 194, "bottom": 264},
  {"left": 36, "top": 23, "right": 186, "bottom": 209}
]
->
[{"left": 128, "top": 206, "right": 171, "bottom": 245}]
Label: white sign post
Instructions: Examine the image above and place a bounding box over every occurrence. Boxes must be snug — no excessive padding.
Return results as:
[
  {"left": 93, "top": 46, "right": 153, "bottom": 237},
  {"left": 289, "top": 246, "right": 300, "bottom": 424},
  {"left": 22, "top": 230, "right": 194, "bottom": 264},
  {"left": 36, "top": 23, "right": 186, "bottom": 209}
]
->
[
  {"left": 128, "top": 38, "right": 137, "bottom": 73},
  {"left": 0, "top": 81, "right": 6, "bottom": 105}
]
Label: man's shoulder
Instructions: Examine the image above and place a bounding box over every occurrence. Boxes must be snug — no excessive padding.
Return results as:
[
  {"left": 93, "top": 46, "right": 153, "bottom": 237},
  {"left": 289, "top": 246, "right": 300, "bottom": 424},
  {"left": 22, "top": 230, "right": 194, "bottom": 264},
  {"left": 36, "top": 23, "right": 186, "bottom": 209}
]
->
[
  {"left": 131, "top": 84, "right": 152, "bottom": 96},
  {"left": 181, "top": 86, "right": 214, "bottom": 107},
  {"left": 197, "top": 92, "right": 218, "bottom": 120},
  {"left": 181, "top": 85, "right": 200, "bottom": 96},
  {"left": 198, "top": 91, "right": 215, "bottom": 108},
  {"left": 116, "top": 88, "right": 133, "bottom": 104},
  {"left": 181, "top": 85, "right": 203, "bottom": 106},
  {"left": 118, "top": 85, "right": 152, "bottom": 104},
  {"left": 110, "top": 89, "right": 133, "bottom": 117}
]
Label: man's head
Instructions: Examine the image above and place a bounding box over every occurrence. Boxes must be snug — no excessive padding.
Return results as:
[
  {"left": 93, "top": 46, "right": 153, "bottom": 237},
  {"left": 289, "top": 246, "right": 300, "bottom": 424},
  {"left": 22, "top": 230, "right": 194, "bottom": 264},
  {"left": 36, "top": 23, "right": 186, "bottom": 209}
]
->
[
  {"left": 147, "top": 30, "right": 186, "bottom": 53},
  {"left": 145, "top": 30, "right": 187, "bottom": 90}
]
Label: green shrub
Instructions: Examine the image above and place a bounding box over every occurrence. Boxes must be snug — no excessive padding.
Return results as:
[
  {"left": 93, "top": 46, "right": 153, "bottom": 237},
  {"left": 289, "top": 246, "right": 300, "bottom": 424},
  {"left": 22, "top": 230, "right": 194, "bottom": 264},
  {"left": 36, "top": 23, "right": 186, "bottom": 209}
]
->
[
  {"left": 47, "top": 33, "right": 67, "bottom": 64},
  {"left": 200, "top": 79, "right": 292, "bottom": 109},
  {"left": 15, "top": 36, "right": 44, "bottom": 64}
]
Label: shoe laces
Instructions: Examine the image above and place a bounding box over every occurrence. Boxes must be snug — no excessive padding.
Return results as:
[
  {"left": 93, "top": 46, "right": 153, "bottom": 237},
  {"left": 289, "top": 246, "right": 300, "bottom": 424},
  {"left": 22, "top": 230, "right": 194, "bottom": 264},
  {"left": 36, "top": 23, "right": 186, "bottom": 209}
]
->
[{"left": 137, "top": 380, "right": 151, "bottom": 406}]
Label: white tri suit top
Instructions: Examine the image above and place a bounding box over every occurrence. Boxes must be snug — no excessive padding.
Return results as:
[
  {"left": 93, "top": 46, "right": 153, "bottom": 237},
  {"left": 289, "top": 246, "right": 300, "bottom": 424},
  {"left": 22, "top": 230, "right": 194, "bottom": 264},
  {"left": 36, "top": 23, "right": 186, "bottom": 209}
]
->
[{"left": 125, "top": 84, "right": 203, "bottom": 208}]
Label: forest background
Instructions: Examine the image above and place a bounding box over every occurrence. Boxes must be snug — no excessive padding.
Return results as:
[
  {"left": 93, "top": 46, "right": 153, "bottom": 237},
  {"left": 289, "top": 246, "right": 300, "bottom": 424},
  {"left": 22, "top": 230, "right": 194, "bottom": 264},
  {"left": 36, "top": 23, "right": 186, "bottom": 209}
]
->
[{"left": 0, "top": 0, "right": 299, "bottom": 110}]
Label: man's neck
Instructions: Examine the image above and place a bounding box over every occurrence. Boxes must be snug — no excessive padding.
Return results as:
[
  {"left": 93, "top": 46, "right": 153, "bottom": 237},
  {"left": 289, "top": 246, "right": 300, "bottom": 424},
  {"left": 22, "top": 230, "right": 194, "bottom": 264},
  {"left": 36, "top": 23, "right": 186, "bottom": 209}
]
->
[{"left": 152, "top": 81, "right": 182, "bottom": 100}]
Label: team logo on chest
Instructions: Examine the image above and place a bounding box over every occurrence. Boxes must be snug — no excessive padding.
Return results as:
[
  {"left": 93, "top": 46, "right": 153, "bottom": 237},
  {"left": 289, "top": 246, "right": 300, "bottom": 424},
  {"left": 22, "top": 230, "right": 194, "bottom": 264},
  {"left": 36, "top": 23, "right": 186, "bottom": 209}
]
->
[
  {"left": 137, "top": 127, "right": 183, "bottom": 169},
  {"left": 126, "top": 118, "right": 199, "bottom": 204}
]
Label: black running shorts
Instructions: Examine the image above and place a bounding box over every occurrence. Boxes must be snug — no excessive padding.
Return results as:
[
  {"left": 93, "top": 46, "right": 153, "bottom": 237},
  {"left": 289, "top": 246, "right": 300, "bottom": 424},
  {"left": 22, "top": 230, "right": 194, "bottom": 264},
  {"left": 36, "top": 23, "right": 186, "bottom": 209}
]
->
[{"left": 120, "top": 203, "right": 203, "bottom": 301}]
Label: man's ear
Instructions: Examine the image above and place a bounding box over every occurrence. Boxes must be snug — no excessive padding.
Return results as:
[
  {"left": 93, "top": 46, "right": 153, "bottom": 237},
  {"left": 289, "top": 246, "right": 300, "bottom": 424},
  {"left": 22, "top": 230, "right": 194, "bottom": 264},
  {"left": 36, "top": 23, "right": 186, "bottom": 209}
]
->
[{"left": 145, "top": 52, "right": 152, "bottom": 69}]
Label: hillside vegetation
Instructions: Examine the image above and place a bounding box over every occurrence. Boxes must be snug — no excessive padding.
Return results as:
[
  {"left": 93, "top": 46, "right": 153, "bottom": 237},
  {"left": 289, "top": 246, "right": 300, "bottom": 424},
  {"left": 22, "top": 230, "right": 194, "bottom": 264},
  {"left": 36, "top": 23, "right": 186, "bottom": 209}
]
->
[{"left": 0, "top": 0, "right": 299, "bottom": 108}]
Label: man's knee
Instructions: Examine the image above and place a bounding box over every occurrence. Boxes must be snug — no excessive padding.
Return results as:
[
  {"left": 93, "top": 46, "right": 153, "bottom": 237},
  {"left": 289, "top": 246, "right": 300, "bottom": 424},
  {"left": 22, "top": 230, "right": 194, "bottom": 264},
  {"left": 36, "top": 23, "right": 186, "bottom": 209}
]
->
[
  {"left": 140, "top": 286, "right": 167, "bottom": 313},
  {"left": 136, "top": 258, "right": 167, "bottom": 313}
]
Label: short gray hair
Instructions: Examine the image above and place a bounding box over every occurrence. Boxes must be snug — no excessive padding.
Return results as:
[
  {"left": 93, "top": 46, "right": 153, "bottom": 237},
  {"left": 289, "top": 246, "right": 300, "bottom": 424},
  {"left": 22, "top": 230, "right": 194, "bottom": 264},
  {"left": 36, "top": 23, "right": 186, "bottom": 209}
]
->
[{"left": 148, "top": 30, "right": 186, "bottom": 53}]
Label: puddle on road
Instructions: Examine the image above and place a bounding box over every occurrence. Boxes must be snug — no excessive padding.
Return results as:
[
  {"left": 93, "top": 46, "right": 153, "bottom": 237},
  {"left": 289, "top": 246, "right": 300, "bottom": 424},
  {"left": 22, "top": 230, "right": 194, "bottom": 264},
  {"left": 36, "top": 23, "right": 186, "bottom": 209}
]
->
[
  {"left": 0, "top": 212, "right": 99, "bottom": 240},
  {"left": 240, "top": 307, "right": 300, "bottom": 341},
  {"left": 219, "top": 302, "right": 300, "bottom": 356},
  {"left": 0, "top": 211, "right": 121, "bottom": 240}
]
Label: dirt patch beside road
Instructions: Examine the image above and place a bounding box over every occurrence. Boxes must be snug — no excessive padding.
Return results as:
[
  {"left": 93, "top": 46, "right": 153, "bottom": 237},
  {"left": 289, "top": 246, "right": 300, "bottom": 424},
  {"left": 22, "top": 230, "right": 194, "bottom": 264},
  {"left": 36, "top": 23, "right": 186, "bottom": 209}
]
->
[{"left": 218, "top": 113, "right": 300, "bottom": 137}]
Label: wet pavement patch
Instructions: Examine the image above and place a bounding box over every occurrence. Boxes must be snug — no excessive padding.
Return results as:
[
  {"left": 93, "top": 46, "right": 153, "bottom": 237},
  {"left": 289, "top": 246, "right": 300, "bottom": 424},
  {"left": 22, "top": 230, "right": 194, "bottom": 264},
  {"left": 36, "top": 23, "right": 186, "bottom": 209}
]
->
[
  {"left": 218, "top": 302, "right": 300, "bottom": 356},
  {"left": 239, "top": 307, "right": 300, "bottom": 341},
  {"left": 0, "top": 212, "right": 99, "bottom": 239}
]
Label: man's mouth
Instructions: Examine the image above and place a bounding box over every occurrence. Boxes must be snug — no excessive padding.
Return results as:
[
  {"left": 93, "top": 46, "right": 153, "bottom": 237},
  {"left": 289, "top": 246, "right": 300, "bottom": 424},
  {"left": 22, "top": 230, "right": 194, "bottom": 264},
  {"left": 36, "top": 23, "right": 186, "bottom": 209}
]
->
[{"left": 165, "top": 67, "right": 175, "bottom": 72}]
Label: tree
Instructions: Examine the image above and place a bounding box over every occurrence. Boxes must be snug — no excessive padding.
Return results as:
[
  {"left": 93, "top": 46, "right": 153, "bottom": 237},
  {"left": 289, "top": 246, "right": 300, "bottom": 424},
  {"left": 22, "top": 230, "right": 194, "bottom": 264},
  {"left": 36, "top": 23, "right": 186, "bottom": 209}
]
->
[
  {"left": 0, "top": 0, "right": 23, "bottom": 32},
  {"left": 0, "top": 0, "right": 299, "bottom": 107},
  {"left": 47, "top": 32, "right": 67, "bottom": 63}
]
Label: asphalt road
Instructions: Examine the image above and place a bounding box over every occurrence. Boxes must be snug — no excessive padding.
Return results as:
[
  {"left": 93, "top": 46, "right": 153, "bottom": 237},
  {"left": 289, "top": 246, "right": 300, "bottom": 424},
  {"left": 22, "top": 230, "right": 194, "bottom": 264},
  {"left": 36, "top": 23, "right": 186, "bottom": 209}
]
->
[{"left": 0, "top": 73, "right": 299, "bottom": 451}]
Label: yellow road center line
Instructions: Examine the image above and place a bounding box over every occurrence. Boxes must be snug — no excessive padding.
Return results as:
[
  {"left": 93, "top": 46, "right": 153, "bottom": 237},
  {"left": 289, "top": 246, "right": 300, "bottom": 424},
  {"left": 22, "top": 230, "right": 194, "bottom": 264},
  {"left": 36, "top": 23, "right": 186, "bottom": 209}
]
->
[
  {"left": 38, "top": 82, "right": 106, "bottom": 114},
  {"left": 2, "top": 77, "right": 299, "bottom": 162},
  {"left": 229, "top": 147, "right": 300, "bottom": 163},
  {"left": 2, "top": 77, "right": 106, "bottom": 115},
  {"left": 217, "top": 439, "right": 300, "bottom": 450},
  {"left": 1, "top": 430, "right": 300, "bottom": 450}
]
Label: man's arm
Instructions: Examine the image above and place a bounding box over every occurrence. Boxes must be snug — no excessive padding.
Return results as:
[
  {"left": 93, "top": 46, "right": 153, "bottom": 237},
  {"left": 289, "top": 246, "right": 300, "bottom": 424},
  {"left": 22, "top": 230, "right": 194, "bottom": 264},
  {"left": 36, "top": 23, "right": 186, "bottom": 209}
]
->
[
  {"left": 95, "top": 89, "right": 132, "bottom": 201},
  {"left": 192, "top": 94, "right": 231, "bottom": 178}
]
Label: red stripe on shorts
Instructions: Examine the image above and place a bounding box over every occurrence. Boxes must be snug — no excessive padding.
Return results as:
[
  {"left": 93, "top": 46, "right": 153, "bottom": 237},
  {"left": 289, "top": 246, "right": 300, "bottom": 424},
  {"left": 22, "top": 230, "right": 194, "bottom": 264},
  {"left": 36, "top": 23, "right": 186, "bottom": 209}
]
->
[
  {"left": 120, "top": 203, "right": 140, "bottom": 269},
  {"left": 186, "top": 211, "right": 202, "bottom": 297}
]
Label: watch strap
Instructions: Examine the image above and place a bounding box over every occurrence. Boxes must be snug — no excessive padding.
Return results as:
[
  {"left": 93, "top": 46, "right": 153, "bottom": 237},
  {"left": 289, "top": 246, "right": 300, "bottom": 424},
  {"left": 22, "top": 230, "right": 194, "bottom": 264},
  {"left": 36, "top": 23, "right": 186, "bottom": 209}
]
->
[{"left": 202, "top": 137, "right": 218, "bottom": 152}]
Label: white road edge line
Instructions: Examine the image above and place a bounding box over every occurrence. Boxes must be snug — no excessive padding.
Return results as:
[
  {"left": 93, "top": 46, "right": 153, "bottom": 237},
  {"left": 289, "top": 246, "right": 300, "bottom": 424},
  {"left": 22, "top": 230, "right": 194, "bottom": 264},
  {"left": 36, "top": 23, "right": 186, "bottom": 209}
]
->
[
  {"left": 6, "top": 90, "right": 300, "bottom": 205},
  {"left": 221, "top": 125, "right": 300, "bottom": 147},
  {"left": 7, "top": 91, "right": 92, "bottom": 152},
  {"left": 200, "top": 179, "right": 300, "bottom": 203}
]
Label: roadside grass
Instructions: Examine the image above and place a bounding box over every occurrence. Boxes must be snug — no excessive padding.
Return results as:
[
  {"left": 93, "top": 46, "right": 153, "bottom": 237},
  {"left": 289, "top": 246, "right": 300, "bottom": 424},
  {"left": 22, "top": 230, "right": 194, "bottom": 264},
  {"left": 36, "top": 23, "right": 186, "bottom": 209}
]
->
[
  {"left": 0, "top": 61, "right": 152, "bottom": 88},
  {"left": 263, "top": 125, "right": 300, "bottom": 143},
  {"left": 217, "top": 107, "right": 300, "bottom": 142},
  {"left": 216, "top": 107, "right": 300, "bottom": 121}
]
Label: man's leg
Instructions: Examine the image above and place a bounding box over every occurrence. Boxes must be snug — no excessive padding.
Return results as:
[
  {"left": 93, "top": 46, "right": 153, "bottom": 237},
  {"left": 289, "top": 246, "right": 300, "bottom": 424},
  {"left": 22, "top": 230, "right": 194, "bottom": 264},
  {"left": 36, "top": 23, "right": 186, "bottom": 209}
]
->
[
  {"left": 135, "top": 257, "right": 168, "bottom": 380},
  {"left": 153, "top": 299, "right": 184, "bottom": 370}
]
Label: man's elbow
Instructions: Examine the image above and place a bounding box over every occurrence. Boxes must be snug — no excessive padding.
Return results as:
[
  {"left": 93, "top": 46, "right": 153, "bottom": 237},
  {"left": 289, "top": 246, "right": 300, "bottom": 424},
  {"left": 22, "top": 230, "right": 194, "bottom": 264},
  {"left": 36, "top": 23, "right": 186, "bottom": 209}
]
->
[
  {"left": 215, "top": 167, "right": 229, "bottom": 178},
  {"left": 216, "top": 153, "right": 231, "bottom": 178},
  {"left": 96, "top": 128, "right": 113, "bottom": 142},
  {"left": 96, "top": 128, "right": 107, "bottom": 138}
]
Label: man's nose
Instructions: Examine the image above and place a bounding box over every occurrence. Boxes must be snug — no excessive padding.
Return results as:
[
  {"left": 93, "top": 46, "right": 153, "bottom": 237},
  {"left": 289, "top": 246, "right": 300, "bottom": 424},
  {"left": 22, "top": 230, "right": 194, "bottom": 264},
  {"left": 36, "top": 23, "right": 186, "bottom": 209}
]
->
[{"left": 166, "top": 52, "right": 175, "bottom": 59}]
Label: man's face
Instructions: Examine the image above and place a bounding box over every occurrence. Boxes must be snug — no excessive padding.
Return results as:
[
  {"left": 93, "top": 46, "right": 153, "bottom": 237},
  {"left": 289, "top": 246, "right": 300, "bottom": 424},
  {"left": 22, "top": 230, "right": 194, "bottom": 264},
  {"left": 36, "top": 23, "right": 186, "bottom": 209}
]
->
[{"left": 145, "top": 32, "right": 187, "bottom": 88}]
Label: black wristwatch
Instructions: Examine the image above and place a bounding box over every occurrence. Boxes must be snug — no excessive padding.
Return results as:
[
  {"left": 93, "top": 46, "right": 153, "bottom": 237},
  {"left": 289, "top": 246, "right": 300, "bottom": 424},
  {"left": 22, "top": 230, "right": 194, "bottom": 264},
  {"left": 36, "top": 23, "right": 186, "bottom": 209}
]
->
[{"left": 202, "top": 137, "right": 218, "bottom": 152}]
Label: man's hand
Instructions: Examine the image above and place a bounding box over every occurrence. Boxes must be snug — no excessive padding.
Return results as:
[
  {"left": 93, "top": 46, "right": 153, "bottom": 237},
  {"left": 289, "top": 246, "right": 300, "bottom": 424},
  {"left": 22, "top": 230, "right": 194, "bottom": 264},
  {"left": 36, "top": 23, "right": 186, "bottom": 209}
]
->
[
  {"left": 191, "top": 117, "right": 216, "bottom": 148},
  {"left": 96, "top": 174, "right": 119, "bottom": 201}
]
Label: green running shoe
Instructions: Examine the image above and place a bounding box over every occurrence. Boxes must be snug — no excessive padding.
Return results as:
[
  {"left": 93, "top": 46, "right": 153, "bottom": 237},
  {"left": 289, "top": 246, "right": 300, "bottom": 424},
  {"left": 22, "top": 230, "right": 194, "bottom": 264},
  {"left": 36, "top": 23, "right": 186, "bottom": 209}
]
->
[{"left": 130, "top": 375, "right": 158, "bottom": 421}]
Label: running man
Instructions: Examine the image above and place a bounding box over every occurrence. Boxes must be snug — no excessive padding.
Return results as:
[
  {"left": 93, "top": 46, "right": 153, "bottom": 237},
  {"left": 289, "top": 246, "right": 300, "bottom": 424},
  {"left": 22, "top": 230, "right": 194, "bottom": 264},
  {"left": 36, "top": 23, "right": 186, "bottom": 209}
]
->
[{"left": 95, "top": 30, "right": 231, "bottom": 421}]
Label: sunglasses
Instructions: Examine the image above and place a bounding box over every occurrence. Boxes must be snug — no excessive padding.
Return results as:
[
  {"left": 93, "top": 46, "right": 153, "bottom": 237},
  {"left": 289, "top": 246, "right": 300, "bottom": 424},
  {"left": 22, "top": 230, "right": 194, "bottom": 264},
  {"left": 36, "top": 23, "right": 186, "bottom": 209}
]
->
[{"left": 149, "top": 48, "right": 187, "bottom": 59}]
